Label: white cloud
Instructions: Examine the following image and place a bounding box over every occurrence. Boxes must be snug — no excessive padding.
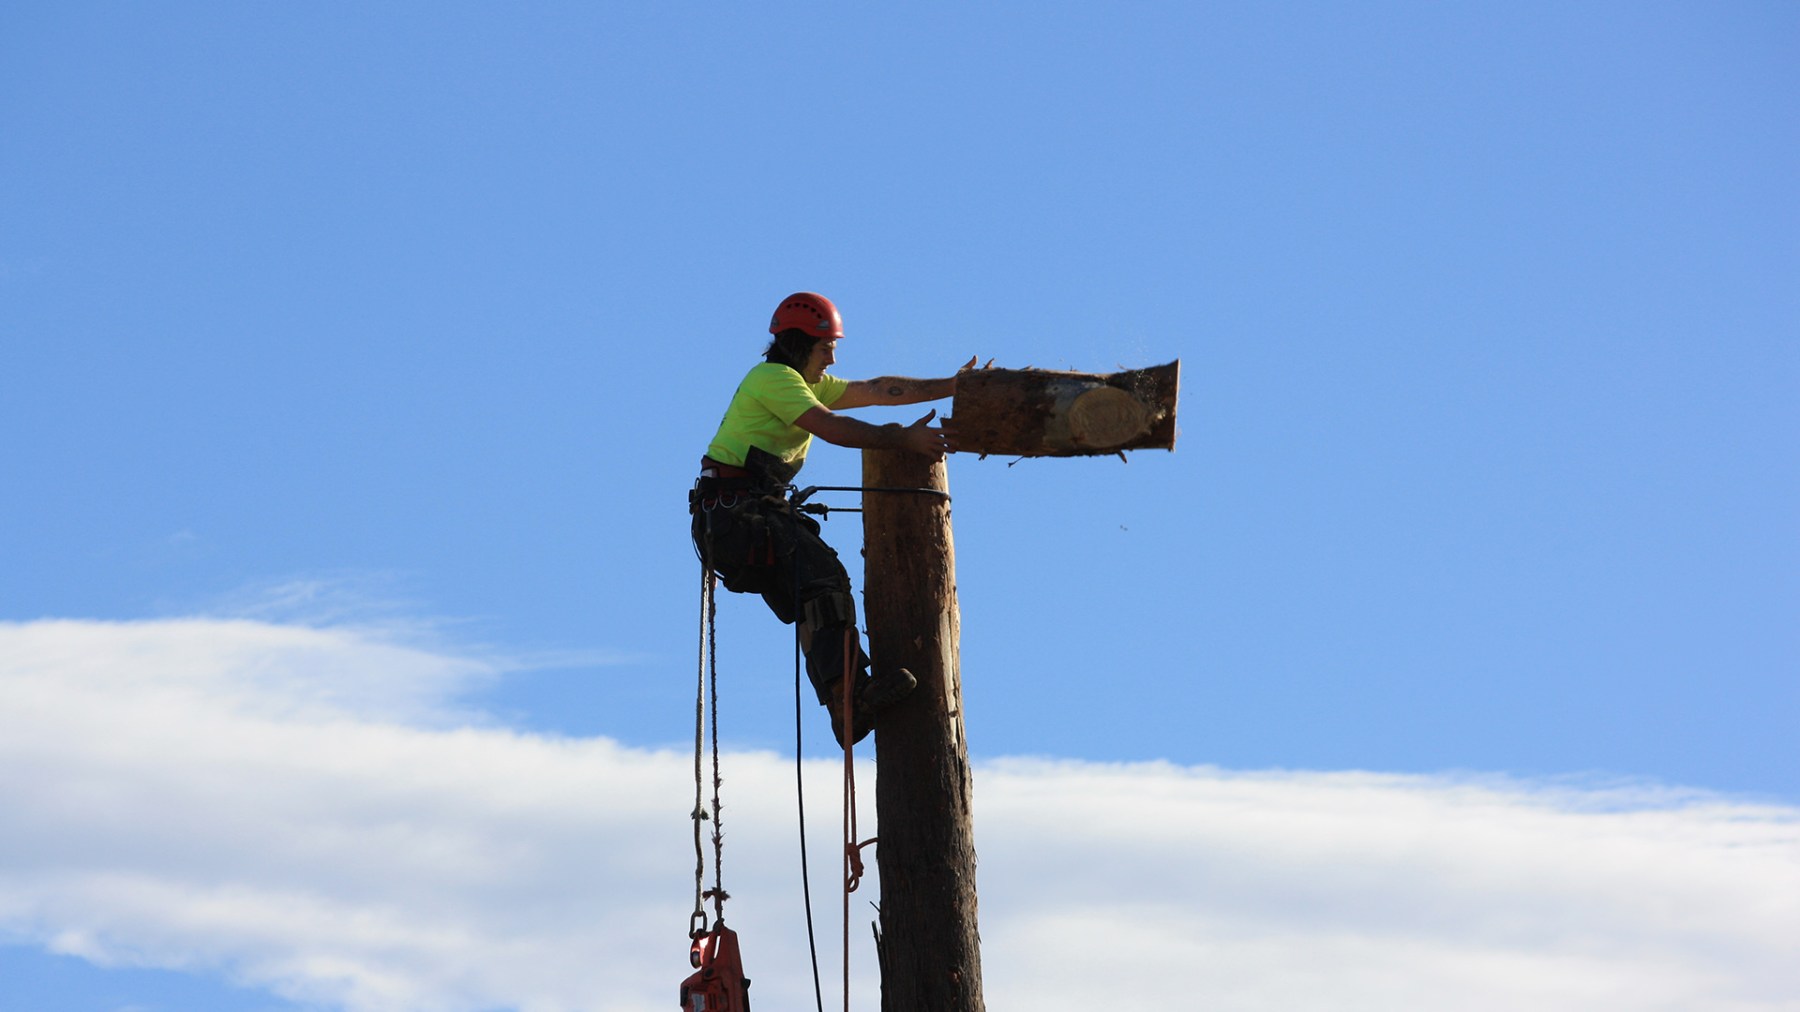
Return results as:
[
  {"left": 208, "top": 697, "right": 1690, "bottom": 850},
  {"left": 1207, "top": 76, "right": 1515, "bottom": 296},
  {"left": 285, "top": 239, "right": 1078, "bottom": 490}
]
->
[
  {"left": 1, "top": 618, "right": 1796, "bottom": 1011},
  {"left": 975, "top": 761, "right": 1799, "bottom": 1011}
]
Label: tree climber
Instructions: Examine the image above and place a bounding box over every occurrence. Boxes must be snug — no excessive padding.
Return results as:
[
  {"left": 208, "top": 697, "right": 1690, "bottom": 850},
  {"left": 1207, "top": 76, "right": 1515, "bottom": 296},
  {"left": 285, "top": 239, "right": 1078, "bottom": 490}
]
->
[{"left": 691, "top": 292, "right": 968, "bottom": 746}]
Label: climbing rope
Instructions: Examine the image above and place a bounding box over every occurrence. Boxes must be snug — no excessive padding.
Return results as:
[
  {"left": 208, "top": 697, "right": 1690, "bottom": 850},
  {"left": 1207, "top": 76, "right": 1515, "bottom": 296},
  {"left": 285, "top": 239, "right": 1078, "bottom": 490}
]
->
[
  {"left": 690, "top": 561, "right": 727, "bottom": 939},
  {"left": 839, "top": 627, "right": 871, "bottom": 1012}
]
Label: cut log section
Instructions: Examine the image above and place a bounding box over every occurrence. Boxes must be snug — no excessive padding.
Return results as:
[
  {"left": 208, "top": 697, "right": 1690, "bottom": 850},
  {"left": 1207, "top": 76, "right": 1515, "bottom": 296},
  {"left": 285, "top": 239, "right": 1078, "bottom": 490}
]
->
[{"left": 951, "top": 360, "right": 1179, "bottom": 457}]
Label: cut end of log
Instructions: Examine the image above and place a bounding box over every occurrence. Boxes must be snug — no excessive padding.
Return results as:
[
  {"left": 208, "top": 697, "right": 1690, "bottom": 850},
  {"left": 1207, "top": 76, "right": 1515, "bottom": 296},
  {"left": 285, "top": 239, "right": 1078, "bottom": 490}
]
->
[{"left": 1068, "top": 385, "right": 1151, "bottom": 448}]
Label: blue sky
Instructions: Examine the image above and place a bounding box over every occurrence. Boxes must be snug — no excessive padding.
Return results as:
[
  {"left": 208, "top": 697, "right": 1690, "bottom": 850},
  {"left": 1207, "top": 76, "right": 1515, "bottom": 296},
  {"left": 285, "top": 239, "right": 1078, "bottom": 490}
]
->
[{"left": 3, "top": 3, "right": 1796, "bottom": 1010}]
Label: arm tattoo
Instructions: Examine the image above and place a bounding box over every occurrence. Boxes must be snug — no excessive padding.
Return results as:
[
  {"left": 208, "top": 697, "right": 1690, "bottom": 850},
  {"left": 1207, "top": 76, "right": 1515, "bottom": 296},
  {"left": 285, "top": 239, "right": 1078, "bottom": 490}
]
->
[{"left": 868, "top": 376, "right": 951, "bottom": 403}]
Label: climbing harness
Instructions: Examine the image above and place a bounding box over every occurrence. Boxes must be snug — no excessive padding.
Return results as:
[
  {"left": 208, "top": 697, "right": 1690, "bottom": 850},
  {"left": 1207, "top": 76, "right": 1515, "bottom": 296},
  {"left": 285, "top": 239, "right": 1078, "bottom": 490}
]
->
[{"left": 686, "top": 480, "right": 949, "bottom": 1012}]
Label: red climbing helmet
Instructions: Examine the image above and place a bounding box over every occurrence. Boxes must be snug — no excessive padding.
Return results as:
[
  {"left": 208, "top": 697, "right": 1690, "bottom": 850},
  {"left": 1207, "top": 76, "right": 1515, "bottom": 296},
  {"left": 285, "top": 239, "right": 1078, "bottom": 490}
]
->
[{"left": 769, "top": 292, "right": 844, "bottom": 340}]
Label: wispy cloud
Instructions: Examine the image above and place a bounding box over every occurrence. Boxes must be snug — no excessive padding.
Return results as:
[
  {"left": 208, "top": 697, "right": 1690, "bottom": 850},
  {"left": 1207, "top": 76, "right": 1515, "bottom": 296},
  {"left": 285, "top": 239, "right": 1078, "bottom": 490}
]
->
[
  {"left": 197, "top": 573, "right": 435, "bottom": 631},
  {"left": 1, "top": 618, "right": 1795, "bottom": 1011}
]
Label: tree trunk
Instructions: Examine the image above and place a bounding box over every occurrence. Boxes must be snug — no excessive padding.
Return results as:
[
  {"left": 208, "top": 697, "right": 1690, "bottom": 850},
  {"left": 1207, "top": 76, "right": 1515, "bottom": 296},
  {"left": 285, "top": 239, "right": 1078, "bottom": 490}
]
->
[
  {"left": 951, "top": 360, "right": 1180, "bottom": 457},
  {"left": 862, "top": 449, "right": 985, "bottom": 1012}
]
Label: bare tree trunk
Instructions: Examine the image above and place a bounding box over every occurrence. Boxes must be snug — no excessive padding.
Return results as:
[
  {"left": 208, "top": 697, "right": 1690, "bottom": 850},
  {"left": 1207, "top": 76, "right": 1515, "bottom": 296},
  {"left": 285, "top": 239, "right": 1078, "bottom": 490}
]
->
[{"left": 862, "top": 449, "right": 985, "bottom": 1012}]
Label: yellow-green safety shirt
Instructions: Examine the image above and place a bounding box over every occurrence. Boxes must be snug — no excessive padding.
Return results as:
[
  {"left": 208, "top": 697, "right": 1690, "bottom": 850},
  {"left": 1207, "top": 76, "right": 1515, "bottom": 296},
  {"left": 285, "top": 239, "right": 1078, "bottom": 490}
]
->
[{"left": 705, "top": 363, "right": 849, "bottom": 477}]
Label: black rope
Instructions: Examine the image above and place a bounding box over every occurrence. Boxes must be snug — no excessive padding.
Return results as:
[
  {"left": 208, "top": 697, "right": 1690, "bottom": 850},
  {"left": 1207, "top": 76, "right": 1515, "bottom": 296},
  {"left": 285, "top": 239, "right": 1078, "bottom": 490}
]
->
[
  {"left": 789, "top": 484, "right": 950, "bottom": 519},
  {"left": 796, "top": 599, "right": 825, "bottom": 1012},
  {"left": 782, "top": 487, "right": 829, "bottom": 1011}
]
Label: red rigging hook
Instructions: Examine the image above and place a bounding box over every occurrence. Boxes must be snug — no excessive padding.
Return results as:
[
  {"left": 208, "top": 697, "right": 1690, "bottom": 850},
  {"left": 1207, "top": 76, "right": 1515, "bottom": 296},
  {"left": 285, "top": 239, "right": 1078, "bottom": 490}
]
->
[{"left": 681, "top": 924, "right": 752, "bottom": 1011}]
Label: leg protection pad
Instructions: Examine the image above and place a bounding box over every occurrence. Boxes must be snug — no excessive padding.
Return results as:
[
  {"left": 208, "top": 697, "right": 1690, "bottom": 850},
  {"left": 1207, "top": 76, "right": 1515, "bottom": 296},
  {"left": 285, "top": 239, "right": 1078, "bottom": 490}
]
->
[{"left": 801, "top": 590, "right": 857, "bottom": 633}]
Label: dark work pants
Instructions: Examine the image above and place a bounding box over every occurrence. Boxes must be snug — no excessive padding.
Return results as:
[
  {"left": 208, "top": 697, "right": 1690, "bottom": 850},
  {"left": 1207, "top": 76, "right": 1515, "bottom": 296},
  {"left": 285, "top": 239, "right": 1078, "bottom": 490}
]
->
[{"left": 691, "top": 491, "right": 870, "bottom": 703}]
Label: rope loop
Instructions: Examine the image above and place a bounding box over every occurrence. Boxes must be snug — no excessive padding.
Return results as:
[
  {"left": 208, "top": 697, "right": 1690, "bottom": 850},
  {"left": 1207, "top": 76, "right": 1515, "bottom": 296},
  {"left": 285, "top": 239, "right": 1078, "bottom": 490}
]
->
[{"left": 845, "top": 837, "right": 878, "bottom": 895}]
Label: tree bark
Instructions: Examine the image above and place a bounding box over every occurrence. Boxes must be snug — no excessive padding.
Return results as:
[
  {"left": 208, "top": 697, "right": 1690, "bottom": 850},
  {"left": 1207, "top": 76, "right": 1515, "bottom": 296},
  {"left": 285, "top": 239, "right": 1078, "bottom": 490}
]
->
[
  {"left": 862, "top": 449, "right": 984, "bottom": 1012},
  {"left": 951, "top": 360, "right": 1180, "bottom": 457}
]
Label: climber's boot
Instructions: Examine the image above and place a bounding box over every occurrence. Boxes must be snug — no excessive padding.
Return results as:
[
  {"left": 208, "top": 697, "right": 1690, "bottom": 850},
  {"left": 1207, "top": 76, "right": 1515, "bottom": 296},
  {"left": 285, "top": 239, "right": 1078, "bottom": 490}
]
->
[
  {"left": 860, "top": 665, "right": 918, "bottom": 714},
  {"left": 825, "top": 667, "right": 918, "bottom": 748}
]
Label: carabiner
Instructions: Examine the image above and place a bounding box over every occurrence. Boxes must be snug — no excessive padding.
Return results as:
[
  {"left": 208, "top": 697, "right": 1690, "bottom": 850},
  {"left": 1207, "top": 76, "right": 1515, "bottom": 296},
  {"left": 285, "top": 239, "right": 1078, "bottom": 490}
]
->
[{"left": 689, "top": 909, "right": 709, "bottom": 943}]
